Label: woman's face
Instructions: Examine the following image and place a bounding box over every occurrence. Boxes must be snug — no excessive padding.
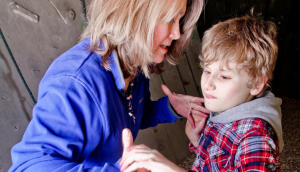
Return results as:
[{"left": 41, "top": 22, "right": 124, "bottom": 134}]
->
[{"left": 151, "top": 1, "right": 187, "bottom": 63}]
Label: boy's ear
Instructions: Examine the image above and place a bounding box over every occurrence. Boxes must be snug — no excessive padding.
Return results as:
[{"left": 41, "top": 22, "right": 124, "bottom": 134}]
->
[{"left": 250, "top": 76, "right": 268, "bottom": 96}]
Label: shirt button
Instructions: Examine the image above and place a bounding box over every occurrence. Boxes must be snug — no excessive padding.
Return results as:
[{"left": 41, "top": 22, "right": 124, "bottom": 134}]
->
[
  {"left": 267, "top": 163, "right": 276, "bottom": 171},
  {"left": 268, "top": 157, "right": 275, "bottom": 163}
]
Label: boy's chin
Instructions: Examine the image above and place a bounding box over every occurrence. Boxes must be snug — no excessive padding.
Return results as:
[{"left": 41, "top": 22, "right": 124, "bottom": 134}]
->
[
  {"left": 205, "top": 104, "right": 225, "bottom": 113},
  {"left": 204, "top": 103, "right": 216, "bottom": 112}
]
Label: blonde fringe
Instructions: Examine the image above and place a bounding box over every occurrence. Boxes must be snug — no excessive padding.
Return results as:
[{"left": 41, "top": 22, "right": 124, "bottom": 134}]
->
[{"left": 79, "top": 0, "right": 204, "bottom": 78}]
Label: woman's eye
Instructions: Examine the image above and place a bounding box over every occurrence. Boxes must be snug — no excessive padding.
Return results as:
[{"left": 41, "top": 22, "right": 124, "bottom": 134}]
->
[{"left": 168, "top": 19, "right": 175, "bottom": 23}]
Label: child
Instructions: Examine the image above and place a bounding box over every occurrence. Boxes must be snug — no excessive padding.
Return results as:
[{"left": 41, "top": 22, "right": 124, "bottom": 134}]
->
[
  {"left": 185, "top": 11, "right": 284, "bottom": 171},
  {"left": 119, "top": 11, "right": 283, "bottom": 172}
]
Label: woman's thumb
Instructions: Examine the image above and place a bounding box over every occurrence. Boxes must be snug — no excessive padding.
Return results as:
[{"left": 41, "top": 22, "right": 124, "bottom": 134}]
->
[
  {"left": 161, "top": 84, "right": 173, "bottom": 97},
  {"left": 122, "top": 128, "right": 133, "bottom": 153}
]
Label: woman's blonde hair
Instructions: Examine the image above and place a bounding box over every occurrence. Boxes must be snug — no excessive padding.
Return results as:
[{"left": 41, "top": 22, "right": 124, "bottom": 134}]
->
[
  {"left": 79, "top": 0, "right": 203, "bottom": 78},
  {"left": 200, "top": 10, "right": 278, "bottom": 92}
]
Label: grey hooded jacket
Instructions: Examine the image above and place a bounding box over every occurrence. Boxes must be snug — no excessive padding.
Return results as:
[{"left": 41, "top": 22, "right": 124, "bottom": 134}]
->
[{"left": 209, "top": 91, "right": 284, "bottom": 152}]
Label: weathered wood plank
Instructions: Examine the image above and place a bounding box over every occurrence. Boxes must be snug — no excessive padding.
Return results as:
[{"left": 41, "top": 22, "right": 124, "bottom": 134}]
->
[
  {"left": 185, "top": 27, "right": 203, "bottom": 97},
  {"left": 0, "top": 0, "right": 49, "bottom": 99},
  {"left": 149, "top": 73, "right": 165, "bottom": 101},
  {"left": 159, "top": 55, "right": 192, "bottom": 163},
  {"left": 163, "top": 118, "right": 192, "bottom": 163},
  {"left": 0, "top": 30, "right": 34, "bottom": 172},
  {"left": 134, "top": 124, "right": 177, "bottom": 163},
  {"left": 27, "top": 0, "right": 85, "bottom": 67},
  {"left": 161, "top": 61, "right": 185, "bottom": 94},
  {"left": 135, "top": 72, "right": 178, "bottom": 163},
  {"left": 0, "top": 1, "right": 84, "bottom": 171},
  {"left": 177, "top": 54, "right": 201, "bottom": 97}
]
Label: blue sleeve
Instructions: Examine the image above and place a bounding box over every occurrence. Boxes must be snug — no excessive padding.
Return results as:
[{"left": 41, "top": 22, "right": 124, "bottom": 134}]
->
[
  {"left": 139, "top": 89, "right": 180, "bottom": 129},
  {"left": 9, "top": 77, "right": 119, "bottom": 172}
]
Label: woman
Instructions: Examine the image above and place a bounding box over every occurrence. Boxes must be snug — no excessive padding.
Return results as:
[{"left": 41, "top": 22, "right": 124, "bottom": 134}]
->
[{"left": 9, "top": 0, "right": 207, "bottom": 171}]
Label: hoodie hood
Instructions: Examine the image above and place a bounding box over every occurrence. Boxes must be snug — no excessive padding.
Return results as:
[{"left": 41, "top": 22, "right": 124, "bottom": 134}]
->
[{"left": 209, "top": 91, "right": 284, "bottom": 152}]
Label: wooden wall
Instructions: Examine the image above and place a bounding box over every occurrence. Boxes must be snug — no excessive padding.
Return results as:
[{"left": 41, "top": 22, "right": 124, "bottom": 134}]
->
[{"left": 1, "top": 1, "right": 87, "bottom": 171}]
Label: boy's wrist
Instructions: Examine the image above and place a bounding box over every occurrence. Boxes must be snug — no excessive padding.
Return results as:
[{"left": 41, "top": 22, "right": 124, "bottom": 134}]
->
[
  {"left": 187, "top": 133, "right": 199, "bottom": 146},
  {"left": 191, "top": 138, "right": 199, "bottom": 146}
]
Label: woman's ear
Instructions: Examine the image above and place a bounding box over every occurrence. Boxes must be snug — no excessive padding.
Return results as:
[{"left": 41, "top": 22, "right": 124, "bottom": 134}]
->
[{"left": 250, "top": 76, "right": 268, "bottom": 96}]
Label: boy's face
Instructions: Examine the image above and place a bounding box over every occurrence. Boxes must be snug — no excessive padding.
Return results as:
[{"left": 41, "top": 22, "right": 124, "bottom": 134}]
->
[{"left": 201, "top": 61, "right": 256, "bottom": 113}]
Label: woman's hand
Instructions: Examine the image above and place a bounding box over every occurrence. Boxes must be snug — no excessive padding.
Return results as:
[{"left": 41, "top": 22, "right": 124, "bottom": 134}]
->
[
  {"left": 185, "top": 113, "right": 208, "bottom": 146},
  {"left": 121, "top": 129, "right": 149, "bottom": 172},
  {"left": 162, "top": 84, "right": 210, "bottom": 128},
  {"left": 120, "top": 129, "right": 186, "bottom": 172}
]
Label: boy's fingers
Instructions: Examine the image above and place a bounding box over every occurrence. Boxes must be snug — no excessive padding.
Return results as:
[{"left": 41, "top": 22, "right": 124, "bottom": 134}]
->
[{"left": 186, "top": 114, "right": 195, "bottom": 129}]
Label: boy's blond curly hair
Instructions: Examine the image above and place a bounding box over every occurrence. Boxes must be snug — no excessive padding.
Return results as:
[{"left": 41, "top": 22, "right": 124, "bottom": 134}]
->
[{"left": 200, "top": 10, "right": 278, "bottom": 94}]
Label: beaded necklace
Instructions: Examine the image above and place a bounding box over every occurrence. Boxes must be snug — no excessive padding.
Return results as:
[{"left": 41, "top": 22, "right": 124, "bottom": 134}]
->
[{"left": 123, "top": 82, "right": 136, "bottom": 123}]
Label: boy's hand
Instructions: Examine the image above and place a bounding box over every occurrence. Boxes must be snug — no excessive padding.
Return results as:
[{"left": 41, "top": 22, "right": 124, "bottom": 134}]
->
[
  {"left": 185, "top": 113, "right": 208, "bottom": 146},
  {"left": 162, "top": 84, "right": 210, "bottom": 128}
]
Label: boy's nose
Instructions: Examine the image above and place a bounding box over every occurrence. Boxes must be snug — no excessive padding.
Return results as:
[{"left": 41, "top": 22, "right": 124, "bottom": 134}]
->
[{"left": 203, "top": 76, "right": 216, "bottom": 90}]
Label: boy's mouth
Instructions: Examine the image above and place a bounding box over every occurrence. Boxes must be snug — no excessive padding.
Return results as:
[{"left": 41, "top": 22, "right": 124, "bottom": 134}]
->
[{"left": 204, "top": 93, "right": 217, "bottom": 99}]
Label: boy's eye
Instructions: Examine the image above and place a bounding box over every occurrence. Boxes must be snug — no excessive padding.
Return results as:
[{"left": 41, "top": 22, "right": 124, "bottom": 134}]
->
[
  {"left": 203, "top": 70, "right": 211, "bottom": 75},
  {"left": 220, "top": 75, "right": 230, "bottom": 80}
]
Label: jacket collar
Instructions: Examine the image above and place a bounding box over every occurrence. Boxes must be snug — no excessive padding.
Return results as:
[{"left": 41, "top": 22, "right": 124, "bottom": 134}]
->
[{"left": 108, "top": 49, "right": 125, "bottom": 90}]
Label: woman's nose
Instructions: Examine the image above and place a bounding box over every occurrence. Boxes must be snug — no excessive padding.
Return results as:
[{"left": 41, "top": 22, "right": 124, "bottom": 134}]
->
[{"left": 170, "top": 22, "right": 181, "bottom": 40}]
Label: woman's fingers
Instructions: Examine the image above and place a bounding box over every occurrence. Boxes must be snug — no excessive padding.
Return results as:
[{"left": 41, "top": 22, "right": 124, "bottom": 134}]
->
[
  {"left": 191, "top": 102, "right": 210, "bottom": 114},
  {"left": 182, "top": 95, "right": 205, "bottom": 103},
  {"left": 121, "top": 152, "right": 185, "bottom": 172},
  {"left": 120, "top": 149, "right": 158, "bottom": 171},
  {"left": 190, "top": 109, "right": 209, "bottom": 118},
  {"left": 123, "top": 160, "right": 152, "bottom": 172},
  {"left": 162, "top": 84, "right": 209, "bottom": 128},
  {"left": 120, "top": 144, "right": 151, "bottom": 166}
]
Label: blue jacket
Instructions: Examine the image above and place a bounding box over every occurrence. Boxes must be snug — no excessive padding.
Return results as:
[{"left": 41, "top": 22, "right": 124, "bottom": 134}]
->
[{"left": 9, "top": 38, "right": 180, "bottom": 172}]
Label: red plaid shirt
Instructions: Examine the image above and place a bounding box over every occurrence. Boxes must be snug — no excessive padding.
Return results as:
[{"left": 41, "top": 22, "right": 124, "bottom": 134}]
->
[{"left": 189, "top": 118, "right": 280, "bottom": 172}]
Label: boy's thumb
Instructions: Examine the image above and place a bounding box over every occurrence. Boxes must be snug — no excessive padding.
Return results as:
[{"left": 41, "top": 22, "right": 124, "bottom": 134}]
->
[{"left": 122, "top": 128, "right": 133, "bottom": 153}]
